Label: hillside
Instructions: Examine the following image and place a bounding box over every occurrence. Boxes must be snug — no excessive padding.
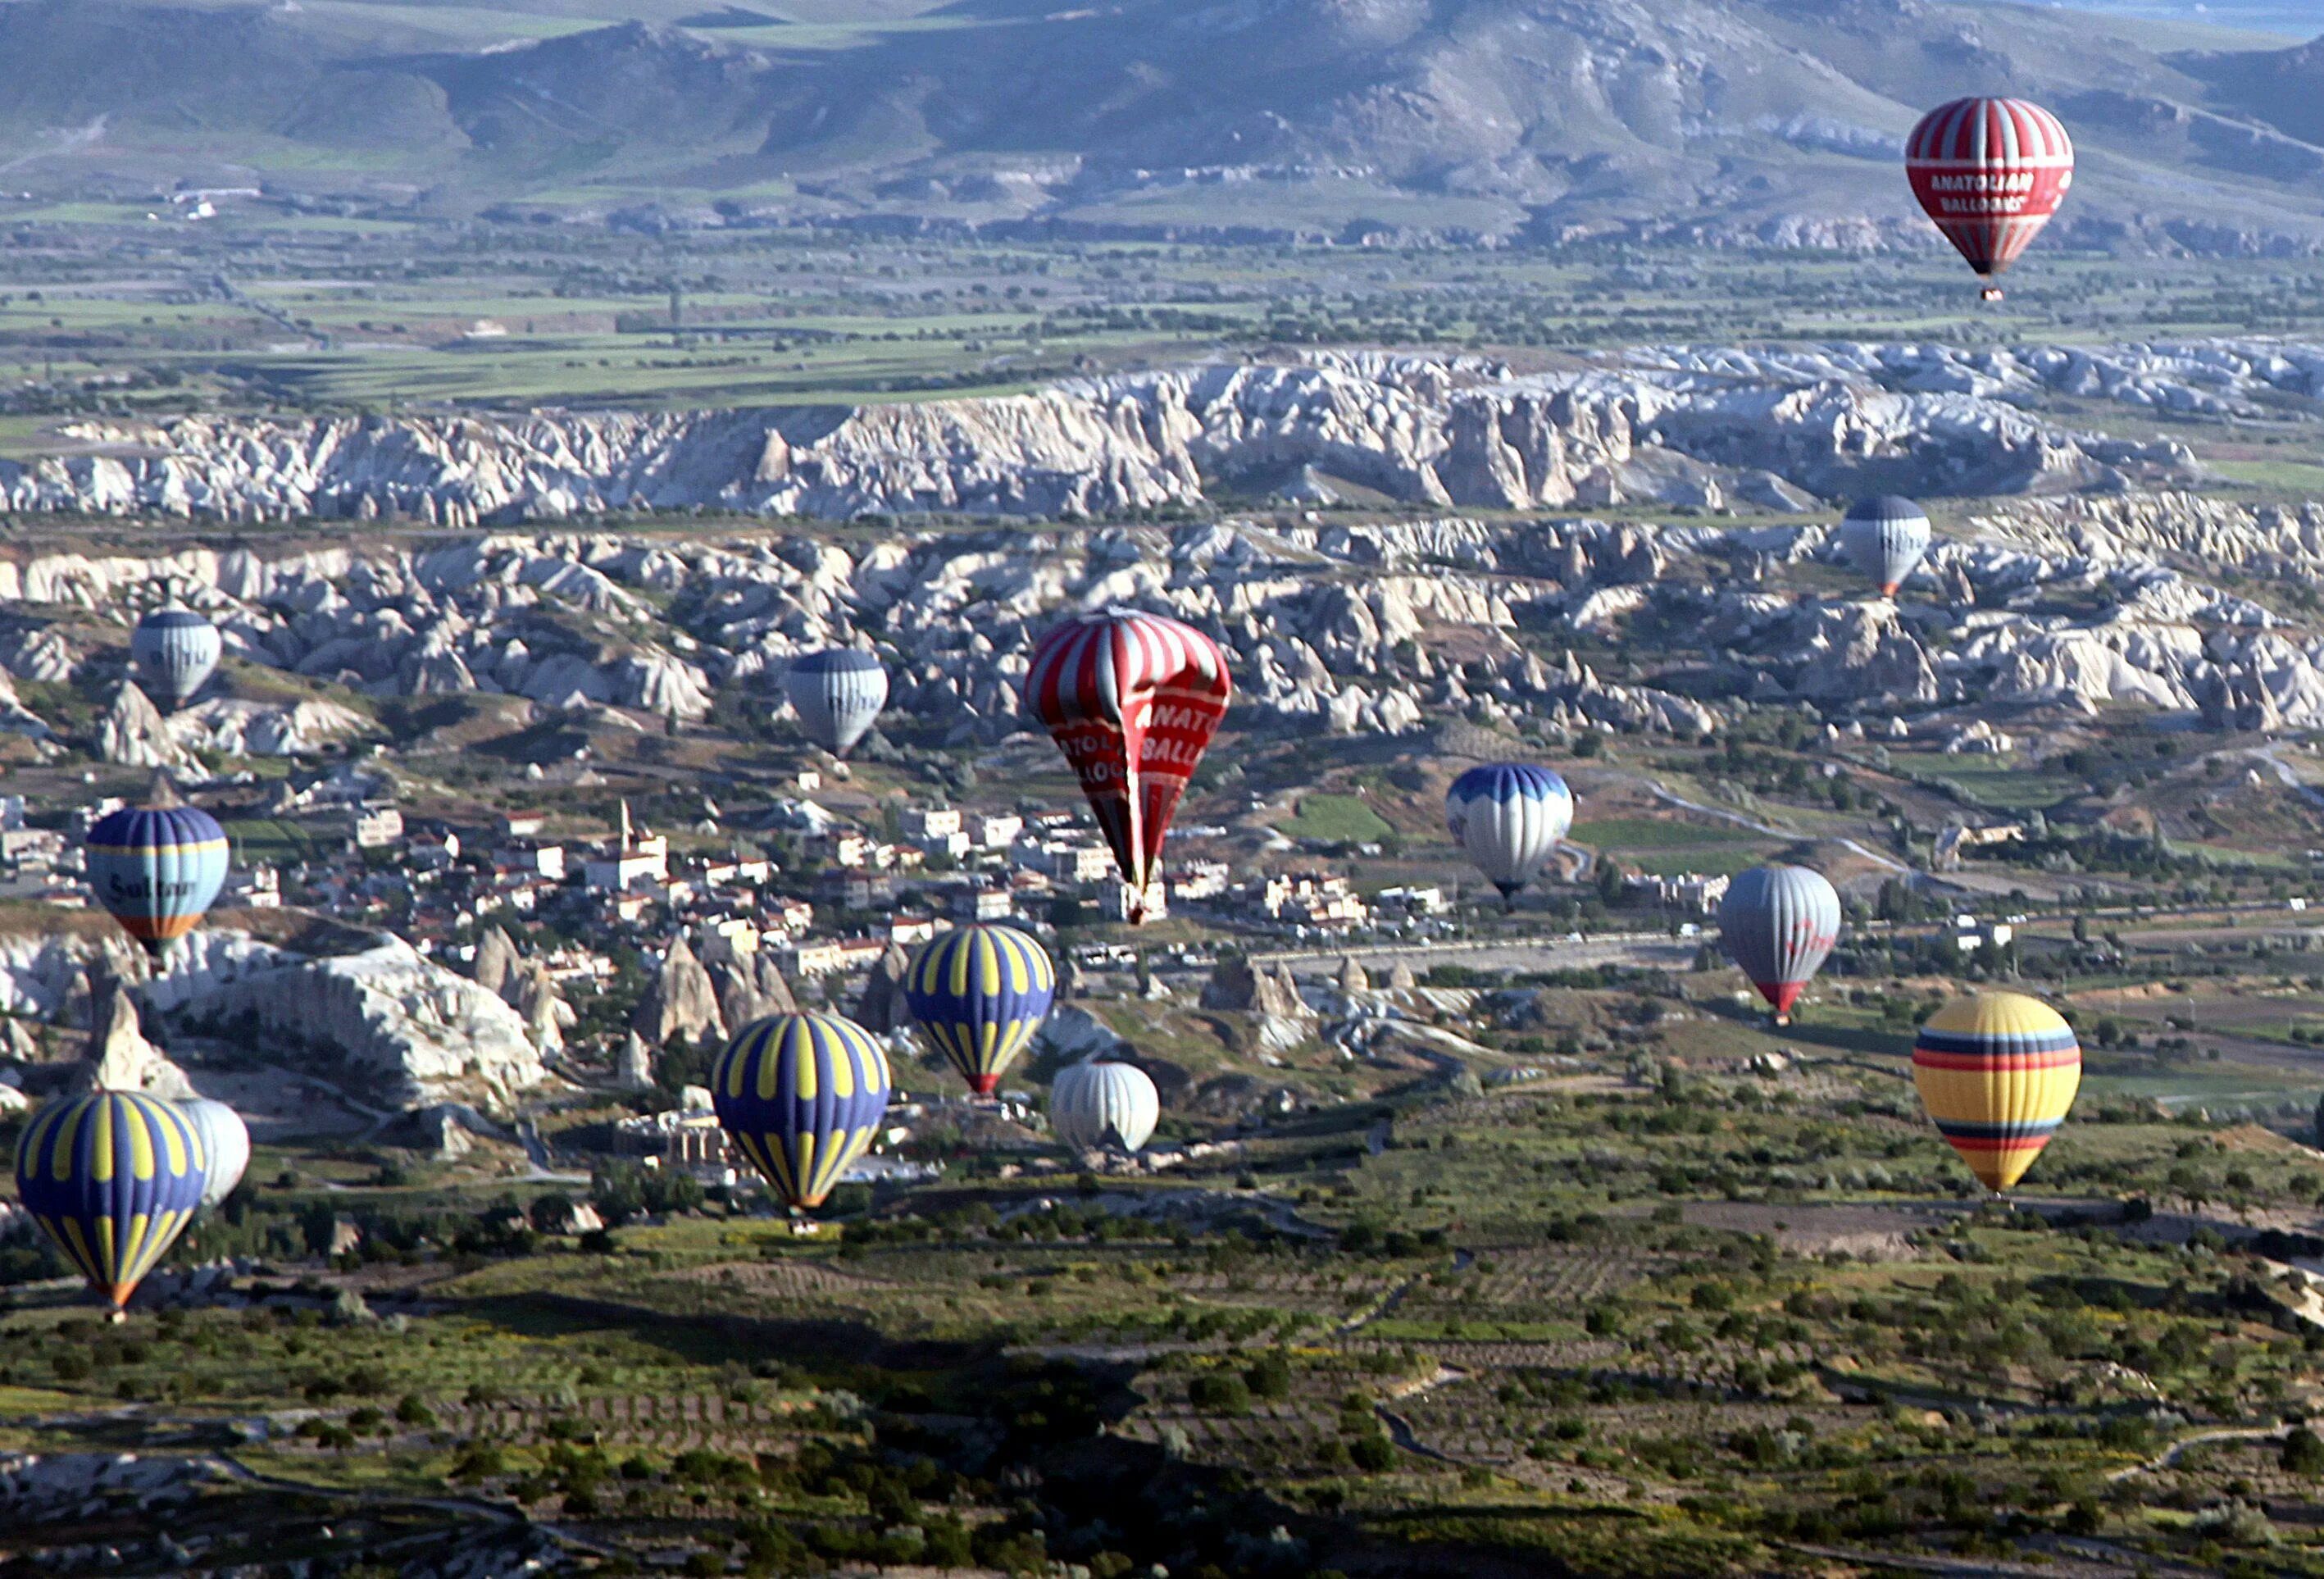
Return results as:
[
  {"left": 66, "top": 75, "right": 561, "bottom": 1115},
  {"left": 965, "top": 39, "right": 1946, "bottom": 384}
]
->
[{"left": 0, "top": 0, "right": 2321, "bottom": 246}]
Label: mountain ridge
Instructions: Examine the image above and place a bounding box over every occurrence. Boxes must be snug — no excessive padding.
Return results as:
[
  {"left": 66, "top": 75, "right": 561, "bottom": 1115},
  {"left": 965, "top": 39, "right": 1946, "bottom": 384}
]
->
[{"left": 1, "top": 0, "right": 2322, "bottom": 249}]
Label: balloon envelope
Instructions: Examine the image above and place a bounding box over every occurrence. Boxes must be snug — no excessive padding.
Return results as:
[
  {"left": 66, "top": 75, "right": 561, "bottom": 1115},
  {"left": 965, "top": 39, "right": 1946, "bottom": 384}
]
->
[
  {"left": 1906, "top": 98, "right": 2073, "bottom": 293},
  {"left": 1021, "top": 608, "right": 1230, "bottom": 923},
  {"left": 130, "top": 607, "right": 222, "bottom": 712},
  {"left": 1051, "top": 1059, "right": 1160, "bottom": 1154},
  {"left": 903, "top": 923, "right": 1055, "bottom": 1095},
  {"left": 1444, "top": 764, "right": 1574, "bottom": 899},
  {"left": 180, "top": 1097, "right": 250, "bottom": 1212},
  {"left": 785, "top": 649, "right": 889, "bottom": 758},
  {"left": 84, "top": 804, "right": 229, "bottom": 962},
  {"left": 16, "top": 1090, "right": 208, "bottom": 1313},
  {"left": 1839, "top": 497, "right": 1932, "bottom": 597},
  {"left": 1718, "top": 865, "right": 1840, "bottom": 1022},
  {"left": 1912, "top": 992, "right": 2081, "bottom": 1193},
  {"left": 711, "top": 1012, "right": 892, "bottom": 1211}
]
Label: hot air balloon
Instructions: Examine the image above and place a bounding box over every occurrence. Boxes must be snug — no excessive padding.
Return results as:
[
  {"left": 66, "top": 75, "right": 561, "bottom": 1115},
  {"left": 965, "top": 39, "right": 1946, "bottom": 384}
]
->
[
  {"left": 1912, "top": 992, "right": 2081, "bottom": 1194},
  {"left": 1717, "top": 865, "right": 1840, "bottom": 1026},
  {"left": 15, "top": 1090, "right": 209, "bottom": 1320},
  {"left": 785, "top": 649, "right": 889, "bottom": 758},
  {"left": 84, "top": 798, "right": 229, "bottom": 966},
  {"left": 1022, "top": 608, "right": 1231, "bottom": 924},
  {"left": 1050, "top": 1058, "right": 1160, "bottom": 1154},
  {"left": 711, "top": 1012, "right": 892, "bottom": 1213},
  {"left": 180, "top": 1098, "right": 250, "bottom": 1213},
  {"left": 130, "top": 607, "right": 222, "bottom": 712},
  {"left": 1444, "top": 764, "right": 1574, "bottom": 904},
  {"left": 1839, "top": 497, "right": 1932, "bottom": 598},
  {"left": 1906, "top": 97, "right": 2074, "bottom": 302},
  {"left": 903, "top": 923, "right": 1055, "bottom": 1096}
]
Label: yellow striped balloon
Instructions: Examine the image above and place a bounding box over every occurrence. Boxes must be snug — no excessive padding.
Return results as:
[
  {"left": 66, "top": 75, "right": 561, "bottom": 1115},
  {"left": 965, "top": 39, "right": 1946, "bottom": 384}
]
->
[
  {"left": 903, "top": 923, "right": 1056, "bottom": 1095},
  {"left": 1912, "top": 991, "right": 2081, "bottom": 1193},
  {"left": 710, "top": 1012, "right": 892, "bottom": 1212},
  {"left": 14, "top": 1090, "right": 209, "bottom": 1317}
]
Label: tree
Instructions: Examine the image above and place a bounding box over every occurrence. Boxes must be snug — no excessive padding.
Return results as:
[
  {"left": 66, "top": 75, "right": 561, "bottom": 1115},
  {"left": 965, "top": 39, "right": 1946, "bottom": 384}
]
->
[{"left": 2283, "top": 1426, "right": 2324, "bottom": 1477}]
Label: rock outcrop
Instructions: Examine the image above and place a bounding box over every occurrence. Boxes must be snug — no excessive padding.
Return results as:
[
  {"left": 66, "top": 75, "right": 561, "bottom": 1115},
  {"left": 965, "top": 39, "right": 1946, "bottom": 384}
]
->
[
  {"left": 616, "top": 1031, "right": 654, "bottom": 1092},
  {"left": 97, "top": 681, "right": 195, "bottom": 770},
  {"left": 70, "top": 983, "right": 195, "bottom": 1099},
  {"left": 632, "top": 935, "right": 724, "bottom": 1048},
  {"left": 153, "top": 933, "right": 548, "bottom": 1113},
  {"left": 0, "top": 345, "right": 2201, "bottom": 527},
  {"left": 852, "top": 944, "right": 914, "bottom": 1035}
]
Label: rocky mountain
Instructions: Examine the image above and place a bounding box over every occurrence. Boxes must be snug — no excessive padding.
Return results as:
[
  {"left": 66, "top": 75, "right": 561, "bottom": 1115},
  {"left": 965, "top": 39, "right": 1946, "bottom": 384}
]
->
[
  {"left": 2, "top": 386, "right": 2322, "bottom": 768},
  {"left": 2, "top": 0, "right": 2322, "bottom": 247},
  {"left": 2, "top": 344, "right": 2202, "bottom": 527}
]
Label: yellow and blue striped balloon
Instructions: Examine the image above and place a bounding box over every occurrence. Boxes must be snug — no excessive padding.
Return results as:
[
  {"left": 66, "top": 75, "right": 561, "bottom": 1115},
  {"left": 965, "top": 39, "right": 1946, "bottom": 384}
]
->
[
  {"left": 84, "top": 804, "right": 229, "bottom": 963},
  {"left": 15, "top": 1091, "right": 209, "bottom": 1316},
  {"left": 1912, "top": 992, "right": 2081, "bottom": 1194},
  {"left": 903, "top": 924, "right": 1056, "bottom": 1095},
  {"left": 711, "top": 1012, "right": 891, "bottom": 1213}
]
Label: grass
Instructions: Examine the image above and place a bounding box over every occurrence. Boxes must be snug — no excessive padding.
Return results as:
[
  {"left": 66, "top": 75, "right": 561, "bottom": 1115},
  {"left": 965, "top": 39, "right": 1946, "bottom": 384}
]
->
[
  {"left": 1889, "top": 752, "right": 2085, "bottom": 811},
  {"left": 1276, "top": 793, "right": 1394, "bottom": 844},
  {"left": 1569, "top": 816, "right": 1775, "bottom": 876}
]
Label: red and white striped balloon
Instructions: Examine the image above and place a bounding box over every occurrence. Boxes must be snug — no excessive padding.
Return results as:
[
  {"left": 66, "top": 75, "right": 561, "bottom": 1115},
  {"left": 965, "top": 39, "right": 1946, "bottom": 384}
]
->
[
  {"left": 1021, "top": 608, "right": 1231, "bottom": 923},
  {"left": 1905, "top": 97, "right": 2074, "bottom": 300}
]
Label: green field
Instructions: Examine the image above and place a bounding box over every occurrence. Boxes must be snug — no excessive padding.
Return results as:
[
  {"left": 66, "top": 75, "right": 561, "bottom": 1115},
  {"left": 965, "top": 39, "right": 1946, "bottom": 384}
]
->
[{"left": 1277, "top": 792, "right": 1395, "bottom": 844}]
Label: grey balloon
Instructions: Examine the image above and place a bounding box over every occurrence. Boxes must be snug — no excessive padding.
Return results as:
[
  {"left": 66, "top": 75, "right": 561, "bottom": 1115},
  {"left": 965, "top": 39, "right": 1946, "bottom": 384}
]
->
[
  {"left": 1717, "top": 864, "right": 1842, "bottom": 1024},
  {"left": 1838, "top": 497, "right": 1932, "bottom": 597},
  {"left": 785, "top": 649, "right": 889, "bottom": 757},
  {"left": 1050, "top": 1059, "right": 1159, "bottom": 1154},
  {"left": 131, "top": 607, "right": 222, "bottom": 711},
  {"left": 180, "top": 1096, "right": 250, "bottom": 1212}
]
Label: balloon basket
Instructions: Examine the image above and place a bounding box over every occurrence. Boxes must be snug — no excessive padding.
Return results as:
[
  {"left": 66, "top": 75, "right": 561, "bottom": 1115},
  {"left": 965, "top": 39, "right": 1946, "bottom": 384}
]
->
[
  {"left": 105, "top": 1308, "right": 125, "bottom": 1326},
  {"left": 1771, "top": 1014, "right": 1790, "bottom": 1028},
  {"left": 1980, "top": 286, "right": 2004, "bottom": 303}
]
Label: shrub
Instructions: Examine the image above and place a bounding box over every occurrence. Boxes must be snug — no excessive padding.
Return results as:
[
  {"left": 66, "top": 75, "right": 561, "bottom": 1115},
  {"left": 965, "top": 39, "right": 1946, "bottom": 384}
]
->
[
  {"left": 2283, "top": 1426, "right": 2324, "bottom": 1477},
  {"left": 1244, "top": 1352, "right": 1293, "bottom": 1400},
  {"left": 1189, "top": 1373, "right": 1251, "bottom": 1415},
  {"left": 1348, "top": 1432, "right": 1398, "bottom": 1472}
]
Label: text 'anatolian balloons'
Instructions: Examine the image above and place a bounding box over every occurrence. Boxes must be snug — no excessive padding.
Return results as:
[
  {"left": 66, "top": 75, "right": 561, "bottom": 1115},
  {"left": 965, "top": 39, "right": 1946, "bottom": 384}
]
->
[
  {"left": 1021, "top": 608, "right": 1230, "bottom": 924},
  {"left": 1906, "top": 97, "right": 2074, "bottom": 300}
]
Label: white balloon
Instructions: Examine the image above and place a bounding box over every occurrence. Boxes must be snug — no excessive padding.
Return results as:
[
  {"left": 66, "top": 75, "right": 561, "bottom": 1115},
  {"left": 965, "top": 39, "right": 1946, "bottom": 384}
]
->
[
  {"left": 1050, "top": 1059, "right": 1159, "bottom": 1154},
  {"left": 180, "top": 1097, "right": 250, "bottom": 1212}
]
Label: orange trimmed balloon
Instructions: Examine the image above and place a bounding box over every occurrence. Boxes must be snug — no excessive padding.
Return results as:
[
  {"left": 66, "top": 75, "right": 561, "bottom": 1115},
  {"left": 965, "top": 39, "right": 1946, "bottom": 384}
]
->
[{"left": 1912, "top": 992, "right": 2081, "bottom": 1193}]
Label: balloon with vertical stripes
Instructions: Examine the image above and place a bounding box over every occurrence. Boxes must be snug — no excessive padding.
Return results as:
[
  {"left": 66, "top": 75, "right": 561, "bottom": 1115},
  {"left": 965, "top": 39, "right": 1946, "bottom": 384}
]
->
[
  {"left": 15, "top": 1090, "right": 209, "bottom": 1317},
  {"left": 711, "top": 1012, "right": 892, "bottom": 1213},
  {"left": 1905, "top": 97, "right": 2074, "bottom": 300},
  {"left": 1912, "top": 992, "right": 2081, "bottom": 1194},
  {"left": 130, "top": 607, "right": 223, "bottom": 712},
  {"left": 903, "top": 923, "right": 1056, "bottom": 1095},
  {"left": 1021, "top": 607, "right": 1231, "bottom": 924}
]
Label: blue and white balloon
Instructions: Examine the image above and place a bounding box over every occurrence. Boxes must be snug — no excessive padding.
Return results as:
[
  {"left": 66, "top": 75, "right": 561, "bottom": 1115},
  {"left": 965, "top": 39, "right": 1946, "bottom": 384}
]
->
[
  {"left": 1445, "top": 764, "right": 1575, "bottom": 901},
  {"left": 785, "top": 649, "right": 889, "bottom": 758},
  {"left": 131, "top": 607, "right": 222, "bottom": 712}
]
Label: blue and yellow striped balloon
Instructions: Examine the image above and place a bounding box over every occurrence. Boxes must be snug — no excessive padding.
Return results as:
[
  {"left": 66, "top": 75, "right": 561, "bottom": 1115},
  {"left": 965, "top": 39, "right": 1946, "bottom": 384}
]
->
[
  {"left": 1912, "top": 992, "right": 2081, "bottom": 1194},
  {"left": 84, "top": 804, "right": 229, "bottom": 963},
  {"left": 711, "top": 1012, "right": 891, "bottom": 1212},
  {"left": 15, "top": 1091, "right": 209, "bottom": 1317},
  {"left": 903, "top": 924, "right": 1056, "bottom": 1095}
]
